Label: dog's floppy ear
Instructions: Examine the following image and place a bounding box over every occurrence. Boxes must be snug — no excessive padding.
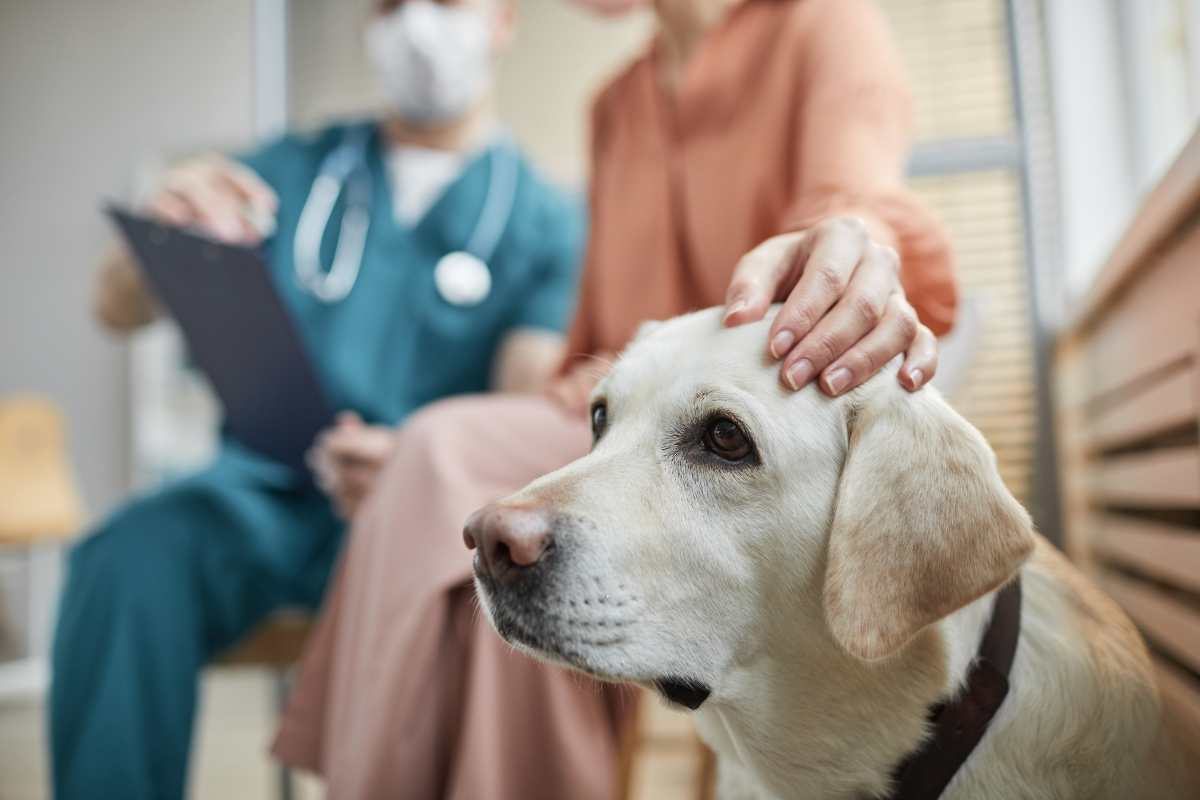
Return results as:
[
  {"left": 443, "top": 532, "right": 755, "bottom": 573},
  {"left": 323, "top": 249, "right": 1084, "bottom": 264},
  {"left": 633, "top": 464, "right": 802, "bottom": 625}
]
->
[{"left": 823, "top": 381, "right": 1034, "bottom": 661}]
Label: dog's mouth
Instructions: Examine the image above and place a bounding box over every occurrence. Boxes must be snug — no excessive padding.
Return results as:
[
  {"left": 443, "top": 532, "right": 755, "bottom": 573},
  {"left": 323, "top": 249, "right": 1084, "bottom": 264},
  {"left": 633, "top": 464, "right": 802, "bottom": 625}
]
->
[
  {"left": 497, "top": 619, "right": 714, "bottom": 710},
  {"left": 477, "top": 581, "right": 714, "bottom": 710},
  {"left": 473, "top": 565, "right": 630, "bottom": 671},
  {"left": 473, "top": 554, "right": 714, "bottom": 711}
]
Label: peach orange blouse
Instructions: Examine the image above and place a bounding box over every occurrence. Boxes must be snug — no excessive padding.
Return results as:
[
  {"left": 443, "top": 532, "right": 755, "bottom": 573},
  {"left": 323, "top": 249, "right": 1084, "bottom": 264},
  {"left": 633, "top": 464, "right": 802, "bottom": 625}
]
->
[{"left": 565, "top": 0, "right": 958, "bottom": 361}]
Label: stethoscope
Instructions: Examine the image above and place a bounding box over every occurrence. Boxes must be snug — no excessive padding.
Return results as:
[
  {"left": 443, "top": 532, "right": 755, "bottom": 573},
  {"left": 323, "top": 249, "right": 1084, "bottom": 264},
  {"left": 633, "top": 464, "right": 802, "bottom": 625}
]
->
[{"left": 293, "top": 126, "right": 518, "bottom": 305}]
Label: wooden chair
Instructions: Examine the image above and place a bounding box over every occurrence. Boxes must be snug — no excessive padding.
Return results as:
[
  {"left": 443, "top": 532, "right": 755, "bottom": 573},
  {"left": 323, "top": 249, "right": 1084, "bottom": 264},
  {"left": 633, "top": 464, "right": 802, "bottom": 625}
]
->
[
  {"left": 619, "top": 691, "right": 715, "bottom": 800},
  {"left": 215, "top": 612, "right": 315, "bottom": 800},
  {"left": 0, "top": 395, "right": 84, "bottom": 544},
  {"left": 0, "top": 396, "right": 84, "bottom": 689}
]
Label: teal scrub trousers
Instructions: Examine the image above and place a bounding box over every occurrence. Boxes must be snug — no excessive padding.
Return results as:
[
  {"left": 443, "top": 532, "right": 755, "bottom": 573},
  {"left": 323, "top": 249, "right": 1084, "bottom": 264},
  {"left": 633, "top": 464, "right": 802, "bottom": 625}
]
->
[{"left": 50, "top": 451, "right": 342, "bottom": 800}]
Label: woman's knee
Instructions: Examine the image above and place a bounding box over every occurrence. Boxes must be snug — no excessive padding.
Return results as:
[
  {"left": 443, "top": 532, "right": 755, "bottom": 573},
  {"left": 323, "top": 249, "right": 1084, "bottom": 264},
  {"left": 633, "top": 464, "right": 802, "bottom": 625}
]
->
[
  {"left": 392, "top": 396, "right": 500, "bottom": 479},
  {"left": 385, "top": 394, "right": 586, "bottom": 502},
  {"left": 398, "top": 393, "right": 570, "bottom": 461},
  {"left": 399, "top": 394, "right": 495, "bottom": 448}
]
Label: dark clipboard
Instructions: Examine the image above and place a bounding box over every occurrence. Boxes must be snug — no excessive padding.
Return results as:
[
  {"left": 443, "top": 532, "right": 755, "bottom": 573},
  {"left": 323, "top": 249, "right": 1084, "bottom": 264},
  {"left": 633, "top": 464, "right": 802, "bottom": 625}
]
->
[{"left": 107, "top": 206, "right": 334, "bottom": 475}]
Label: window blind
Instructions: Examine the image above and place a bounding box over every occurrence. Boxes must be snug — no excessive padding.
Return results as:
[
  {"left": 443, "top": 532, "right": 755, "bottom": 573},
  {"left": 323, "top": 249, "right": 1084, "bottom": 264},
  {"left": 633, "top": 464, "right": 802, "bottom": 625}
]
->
[{"left": 878, "top": 0, "right": 1038, "bottom": 506}]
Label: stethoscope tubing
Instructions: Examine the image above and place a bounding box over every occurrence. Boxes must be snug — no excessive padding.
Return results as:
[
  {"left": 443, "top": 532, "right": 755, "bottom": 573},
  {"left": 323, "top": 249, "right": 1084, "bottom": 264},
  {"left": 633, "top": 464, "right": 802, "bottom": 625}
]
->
[{"left": 293, "top": 126, "right": 514, "bottom": 305}]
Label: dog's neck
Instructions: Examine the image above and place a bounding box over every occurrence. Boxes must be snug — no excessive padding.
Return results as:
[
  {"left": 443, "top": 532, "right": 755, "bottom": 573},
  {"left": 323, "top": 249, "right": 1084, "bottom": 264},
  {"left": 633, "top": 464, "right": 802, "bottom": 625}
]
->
[{"left": 693, "top": 590, "right": 998, "bottom": 799}]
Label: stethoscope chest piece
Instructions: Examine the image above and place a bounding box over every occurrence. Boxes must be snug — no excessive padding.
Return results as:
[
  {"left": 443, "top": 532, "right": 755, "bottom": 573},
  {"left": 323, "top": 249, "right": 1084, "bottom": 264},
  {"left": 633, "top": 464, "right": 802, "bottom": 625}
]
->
[{"left": 434, "top": 250, "right": 491, "bottom": 306}]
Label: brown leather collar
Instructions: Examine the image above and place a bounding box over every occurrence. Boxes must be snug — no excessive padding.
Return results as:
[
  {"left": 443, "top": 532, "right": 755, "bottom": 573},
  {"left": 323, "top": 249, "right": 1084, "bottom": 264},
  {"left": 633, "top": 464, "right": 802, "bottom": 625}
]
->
[{"left": 886, "top": 577, "right": 1022, "bottom": 799}]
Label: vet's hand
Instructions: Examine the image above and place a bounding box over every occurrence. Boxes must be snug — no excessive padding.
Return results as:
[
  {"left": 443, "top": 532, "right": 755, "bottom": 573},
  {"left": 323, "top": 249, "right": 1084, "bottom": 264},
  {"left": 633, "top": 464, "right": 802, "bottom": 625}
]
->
[
  {"left": 722, "top": 217, "right": 936, "bottom": 396},
  {"left": 308, "top": 412, "right": 397, "bottom": 521},
  {"left": 148, "top": 154, "right": 277, "bottom": 245}
]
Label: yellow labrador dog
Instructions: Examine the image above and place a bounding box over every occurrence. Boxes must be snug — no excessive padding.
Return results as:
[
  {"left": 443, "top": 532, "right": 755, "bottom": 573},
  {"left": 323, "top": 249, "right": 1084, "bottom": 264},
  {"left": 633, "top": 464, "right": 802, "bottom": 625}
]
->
[{"left": 466, "top": 309, "right": 1198, "bottom": 799}]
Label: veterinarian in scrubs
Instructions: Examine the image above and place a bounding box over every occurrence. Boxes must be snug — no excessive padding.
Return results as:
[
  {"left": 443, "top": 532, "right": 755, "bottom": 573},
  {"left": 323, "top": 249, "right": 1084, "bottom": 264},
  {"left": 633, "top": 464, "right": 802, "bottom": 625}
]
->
[
  {"left": 49, "top": 2, "right": 583, "bottom": 798},
  {"left": 270, "top": 1, "right": 959, "bottom": 798}
]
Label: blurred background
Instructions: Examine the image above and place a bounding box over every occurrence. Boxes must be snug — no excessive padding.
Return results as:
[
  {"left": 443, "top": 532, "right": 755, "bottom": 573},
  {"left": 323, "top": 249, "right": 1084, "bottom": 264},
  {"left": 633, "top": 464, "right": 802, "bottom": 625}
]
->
[{"left": 2, "top": 0, "right": 1199, "bottom": 798}]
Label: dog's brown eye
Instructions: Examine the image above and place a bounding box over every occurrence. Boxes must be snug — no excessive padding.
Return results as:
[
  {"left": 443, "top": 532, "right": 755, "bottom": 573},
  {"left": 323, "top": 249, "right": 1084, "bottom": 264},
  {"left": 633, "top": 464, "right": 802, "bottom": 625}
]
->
[
  {"left": 703, "top": 417, "right": 752, "bottom": 461},
  {"left": 590, "top": 401, "right": 608, "bottom": 441}
]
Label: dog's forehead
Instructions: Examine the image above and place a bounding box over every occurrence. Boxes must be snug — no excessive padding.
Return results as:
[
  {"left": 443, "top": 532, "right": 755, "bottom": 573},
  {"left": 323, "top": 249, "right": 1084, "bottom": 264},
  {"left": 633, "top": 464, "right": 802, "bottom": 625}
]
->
[{"left": 605, "top": 308, "right": 778, "bottom": 400}]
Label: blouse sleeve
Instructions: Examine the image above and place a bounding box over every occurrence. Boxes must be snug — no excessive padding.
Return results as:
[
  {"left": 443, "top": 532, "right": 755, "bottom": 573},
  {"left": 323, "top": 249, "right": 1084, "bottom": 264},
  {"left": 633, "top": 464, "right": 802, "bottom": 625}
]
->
[{"left": 785, "top": 0, "right": 958, "bottom": 336}]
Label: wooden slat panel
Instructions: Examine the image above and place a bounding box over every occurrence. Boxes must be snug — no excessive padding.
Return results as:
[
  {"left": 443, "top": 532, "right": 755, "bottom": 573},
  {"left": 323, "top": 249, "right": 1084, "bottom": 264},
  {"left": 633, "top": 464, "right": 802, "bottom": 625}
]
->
[
  {"left": 1071, "top": 127, "right": 1200, "bottom": 335},
  {"left": 1057, "top": 102, "right": 1200, "bottom": 737},
  {"left": 1102, "top": 573, "right": 1200, "bottom": 675},
  {"left": 1075, "top": 221, "right": 1200, "bottom": 401},
  {"left": 1092, "top": 514, "right": 1200, "bottom": 594},
  {"left": 1084, "top": 360, "right": 1197, "bottom": 451},
  {"left": 1155, "top": 657, "right": 1200, "bottom": 735},
  {"left": 1056, "top": 340, "right": 1089, "bottom": 409},
  {"left": 1087, "top": 448, "right": 1200, "bottom": 507}
]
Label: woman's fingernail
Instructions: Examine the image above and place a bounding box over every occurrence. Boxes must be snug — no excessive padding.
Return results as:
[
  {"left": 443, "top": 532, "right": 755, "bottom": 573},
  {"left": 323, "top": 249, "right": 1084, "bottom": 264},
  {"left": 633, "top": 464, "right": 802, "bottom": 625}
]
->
[
  {"left": 723, "top": 299, "right": 747, "bottom": 323},
  {"left": 908, "top": 368, "right": 924, "bottom": 388},
  {"left": 824, "top": 367, "right": 852, "bottom": 395},
  {"left": 785, "top": 358, "right": 814, "bottom": 390},
  {"left": 770, "top": 330, "right": 795, "bottom": 359}
]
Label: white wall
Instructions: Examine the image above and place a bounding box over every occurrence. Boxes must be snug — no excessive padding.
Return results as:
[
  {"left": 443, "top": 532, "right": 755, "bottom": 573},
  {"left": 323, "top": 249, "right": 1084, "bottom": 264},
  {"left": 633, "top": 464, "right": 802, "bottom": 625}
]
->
[
  {"left": 1045, "top": 0, "right": 1200, "bottom": 300},
  {"left": 0, "top": 0, "right": 258, "bottom": 517},
  {"left": 495, "top": 2, "right": 654, "bottom": 183},
  {"left": 1043, "top": 0, "right": 1136, "bottom": 300}
]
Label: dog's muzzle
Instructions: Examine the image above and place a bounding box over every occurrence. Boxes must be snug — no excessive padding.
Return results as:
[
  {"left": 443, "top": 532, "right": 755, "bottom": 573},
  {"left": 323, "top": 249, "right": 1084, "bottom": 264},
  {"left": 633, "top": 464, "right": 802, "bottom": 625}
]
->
[
  {"left": 465, "top": 502, "right": 713, "bottom": 709},
  {"left": 465, "top": 503, "right": 629, "bottom": 666}
]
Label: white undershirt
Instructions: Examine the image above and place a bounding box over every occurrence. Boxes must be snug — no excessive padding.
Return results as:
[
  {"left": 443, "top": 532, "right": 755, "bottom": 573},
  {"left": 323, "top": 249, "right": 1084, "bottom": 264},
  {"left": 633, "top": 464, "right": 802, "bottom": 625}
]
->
[{"left": 383, "top": 145, "right": 468, "bottom": 227}]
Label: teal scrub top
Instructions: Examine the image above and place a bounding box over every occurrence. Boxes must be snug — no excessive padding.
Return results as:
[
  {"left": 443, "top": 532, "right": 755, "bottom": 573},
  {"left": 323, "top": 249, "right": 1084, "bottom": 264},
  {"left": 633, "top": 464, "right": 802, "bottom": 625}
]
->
[{"left": 236, "top": 120, "right": 584, "bottom": 437}]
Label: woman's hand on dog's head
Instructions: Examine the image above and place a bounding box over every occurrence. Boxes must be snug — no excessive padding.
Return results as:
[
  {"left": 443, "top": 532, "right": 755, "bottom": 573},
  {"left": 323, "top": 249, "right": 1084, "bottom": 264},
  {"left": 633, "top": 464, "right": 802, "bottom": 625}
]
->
[{"left": 722, "top": 216, "right": 937, "bottom": 397}]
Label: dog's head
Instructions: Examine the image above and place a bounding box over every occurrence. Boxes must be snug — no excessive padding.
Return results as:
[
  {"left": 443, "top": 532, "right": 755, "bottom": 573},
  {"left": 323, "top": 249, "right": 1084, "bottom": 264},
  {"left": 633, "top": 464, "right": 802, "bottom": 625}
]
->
[{"left": 467, "top": 308, "right": 1033, "bottom": 709}]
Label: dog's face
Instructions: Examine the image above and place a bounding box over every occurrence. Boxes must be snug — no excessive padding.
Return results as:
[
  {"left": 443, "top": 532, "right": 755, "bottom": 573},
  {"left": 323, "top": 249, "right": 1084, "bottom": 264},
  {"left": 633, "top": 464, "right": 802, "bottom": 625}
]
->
[{"left": 469, "top": 308, "right": 1033, "bottom": 710}]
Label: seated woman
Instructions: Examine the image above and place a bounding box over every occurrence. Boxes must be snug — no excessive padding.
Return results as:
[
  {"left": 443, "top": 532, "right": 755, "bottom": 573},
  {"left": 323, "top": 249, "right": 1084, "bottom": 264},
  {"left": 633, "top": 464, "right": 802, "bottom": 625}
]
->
[{"left": 272, "top": 1, "right": 958, "bottom": 798}]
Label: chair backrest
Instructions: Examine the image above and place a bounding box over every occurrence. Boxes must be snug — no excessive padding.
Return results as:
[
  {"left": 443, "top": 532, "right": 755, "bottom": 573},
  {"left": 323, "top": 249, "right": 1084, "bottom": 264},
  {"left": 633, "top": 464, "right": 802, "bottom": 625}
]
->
[{"left": 0, "top": 395, "right": 85, "bottom": 542}]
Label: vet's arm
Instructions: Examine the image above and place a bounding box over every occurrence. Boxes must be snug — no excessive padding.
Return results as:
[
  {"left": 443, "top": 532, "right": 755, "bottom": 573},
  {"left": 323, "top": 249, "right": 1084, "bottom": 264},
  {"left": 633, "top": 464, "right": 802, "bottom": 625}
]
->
[
  {"left": 723, "top": 0, "right": 954, "bottom": 397},
  {"left": 95, "top": 154, "right": 279, "bottom": 334},
  {"left": 491, "top": 329, "right": 567, "bottom": 394},
  {"left": 94, "top": 243, "right": 159, "bottom": 333}
]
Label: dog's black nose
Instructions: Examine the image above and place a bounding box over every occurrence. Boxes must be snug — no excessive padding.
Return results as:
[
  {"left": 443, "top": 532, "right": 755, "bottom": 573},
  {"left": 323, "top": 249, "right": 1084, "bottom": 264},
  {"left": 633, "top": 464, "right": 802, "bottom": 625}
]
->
[{"left": 464, "top": 503, "right": 554, "bottom": 583}]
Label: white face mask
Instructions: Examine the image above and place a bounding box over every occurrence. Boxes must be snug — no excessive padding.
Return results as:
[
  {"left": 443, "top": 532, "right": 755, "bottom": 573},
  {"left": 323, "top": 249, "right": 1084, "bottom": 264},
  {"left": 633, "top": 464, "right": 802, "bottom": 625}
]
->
[{"left": 365, "top": 1, "right": 494, "bottom": 126}]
